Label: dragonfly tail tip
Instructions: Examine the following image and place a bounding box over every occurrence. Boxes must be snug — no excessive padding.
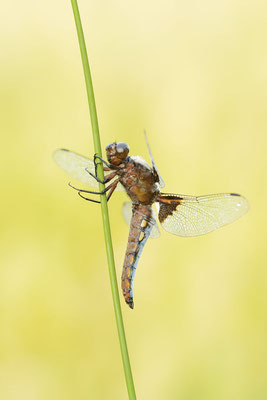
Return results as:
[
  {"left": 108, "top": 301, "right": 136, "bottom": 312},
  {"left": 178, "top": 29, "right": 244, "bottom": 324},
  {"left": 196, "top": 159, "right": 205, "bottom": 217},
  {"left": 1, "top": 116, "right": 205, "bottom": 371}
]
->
[{"left": 127, "top": 299, "right": 134, "bottom": 309}]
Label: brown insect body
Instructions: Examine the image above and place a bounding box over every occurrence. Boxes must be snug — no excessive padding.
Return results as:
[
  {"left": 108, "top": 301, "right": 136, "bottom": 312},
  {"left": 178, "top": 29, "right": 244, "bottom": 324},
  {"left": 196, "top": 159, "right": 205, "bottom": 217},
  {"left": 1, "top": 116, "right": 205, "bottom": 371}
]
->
[
  {"left": 117, "top": 158, "right": 160, "bottom": 205},
  {"left": 106, "top": 143, "right": 161, "bottom": 308}
]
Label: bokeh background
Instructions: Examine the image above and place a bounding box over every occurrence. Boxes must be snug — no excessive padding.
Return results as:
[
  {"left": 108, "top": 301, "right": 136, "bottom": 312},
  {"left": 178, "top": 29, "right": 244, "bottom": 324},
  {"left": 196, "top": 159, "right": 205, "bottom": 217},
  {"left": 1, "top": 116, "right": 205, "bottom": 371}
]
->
[{"left": 0, "top": 1, "right": 266, "bottom": 399}]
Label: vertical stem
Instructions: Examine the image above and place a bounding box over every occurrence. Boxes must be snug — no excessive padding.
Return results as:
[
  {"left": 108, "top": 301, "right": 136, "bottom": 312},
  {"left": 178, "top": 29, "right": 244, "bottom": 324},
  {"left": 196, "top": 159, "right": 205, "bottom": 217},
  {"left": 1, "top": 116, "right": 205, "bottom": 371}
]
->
[{"left": 70, "top": 1, "right": 136, "bottom": 399}]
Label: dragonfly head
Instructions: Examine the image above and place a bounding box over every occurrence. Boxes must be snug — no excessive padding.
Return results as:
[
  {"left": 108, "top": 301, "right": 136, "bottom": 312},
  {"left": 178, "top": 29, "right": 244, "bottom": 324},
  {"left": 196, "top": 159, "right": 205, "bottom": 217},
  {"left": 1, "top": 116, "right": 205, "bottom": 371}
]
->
[{"left": 106, "top": 142, "right": 129, "bottom": 165}]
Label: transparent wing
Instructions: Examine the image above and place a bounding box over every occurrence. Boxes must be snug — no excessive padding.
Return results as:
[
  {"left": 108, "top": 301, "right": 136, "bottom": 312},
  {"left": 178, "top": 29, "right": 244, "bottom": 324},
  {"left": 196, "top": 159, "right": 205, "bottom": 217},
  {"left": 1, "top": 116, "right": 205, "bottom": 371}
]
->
[
  {"left": 53, "top": 148, "right": 124, "bottom": 190},
  {"left": 144, "top": 132, "right": 165, "bottom": 188},
  {"left": 122, "top": 202, "right": 160, "bottom": 238},
  {"left": 158, "top": 193, "right": 249, "bottom": 237}
]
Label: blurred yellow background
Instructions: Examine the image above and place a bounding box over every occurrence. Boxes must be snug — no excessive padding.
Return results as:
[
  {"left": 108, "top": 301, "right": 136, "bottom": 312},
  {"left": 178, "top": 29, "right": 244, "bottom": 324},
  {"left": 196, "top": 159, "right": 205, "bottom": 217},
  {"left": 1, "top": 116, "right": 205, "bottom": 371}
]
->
[{"left": 0, "top": 1, "right": 266, "bottom": 399}]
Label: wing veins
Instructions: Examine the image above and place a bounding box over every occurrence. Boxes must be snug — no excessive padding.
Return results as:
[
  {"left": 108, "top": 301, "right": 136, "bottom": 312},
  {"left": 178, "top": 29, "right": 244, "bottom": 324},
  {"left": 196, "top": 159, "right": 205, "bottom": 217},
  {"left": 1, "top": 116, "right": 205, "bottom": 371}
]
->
[
  {"left": 176, "top": 208, "right": 199, "bottom": 234},
  {"left": 159, "top": 193, "right": 249, "bottom": 236},
  {"left": 181, "top": 202, "right": 219, "bottom": 222}
]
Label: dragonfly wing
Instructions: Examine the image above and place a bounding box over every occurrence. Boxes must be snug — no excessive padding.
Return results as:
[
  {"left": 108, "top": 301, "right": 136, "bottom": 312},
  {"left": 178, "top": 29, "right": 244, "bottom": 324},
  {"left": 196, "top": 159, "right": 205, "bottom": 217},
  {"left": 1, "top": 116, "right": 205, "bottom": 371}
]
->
[
  {"left": 158, "top": 193, "right": 249, "bottom": 237},
  {"left": 144, "top": 133, "right": 165, "bottom": 188},
  {"left": 122, "top": 202, "right": 160, "bottom": 238},
  {"left": 53, "top": 148, "right": 124, "bottom": 190}
]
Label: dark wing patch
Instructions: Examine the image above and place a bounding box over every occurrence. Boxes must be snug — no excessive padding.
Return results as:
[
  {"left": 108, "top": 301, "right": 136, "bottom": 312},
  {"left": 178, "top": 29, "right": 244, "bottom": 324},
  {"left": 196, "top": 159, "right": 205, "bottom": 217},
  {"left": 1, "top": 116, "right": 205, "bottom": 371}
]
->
[
  {"left": 157, "top": 193, "right": 249, "bottom": 237},
  {"left": 158, "top": 196, "right": 182, "bottom": 223}
]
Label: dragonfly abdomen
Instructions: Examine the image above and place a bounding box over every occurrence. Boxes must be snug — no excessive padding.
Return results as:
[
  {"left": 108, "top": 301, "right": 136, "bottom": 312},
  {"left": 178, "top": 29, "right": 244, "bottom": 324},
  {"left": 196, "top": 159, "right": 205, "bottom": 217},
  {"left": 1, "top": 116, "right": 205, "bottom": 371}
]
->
[{"left": 121, "top": 204, "right": 154, "bottom": 309}]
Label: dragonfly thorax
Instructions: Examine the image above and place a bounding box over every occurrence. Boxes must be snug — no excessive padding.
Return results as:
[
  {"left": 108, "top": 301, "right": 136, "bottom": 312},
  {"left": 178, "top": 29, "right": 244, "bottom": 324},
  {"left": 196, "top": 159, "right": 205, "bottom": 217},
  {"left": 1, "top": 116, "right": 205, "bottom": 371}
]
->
[{"left": 117, "top": 157, "right": 160, "bottom": 205}]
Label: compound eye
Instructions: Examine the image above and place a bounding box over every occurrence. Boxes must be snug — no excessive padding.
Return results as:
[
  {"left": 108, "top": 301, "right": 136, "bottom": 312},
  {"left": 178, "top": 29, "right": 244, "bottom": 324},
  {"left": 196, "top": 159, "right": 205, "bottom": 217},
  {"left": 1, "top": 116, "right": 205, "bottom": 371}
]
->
[{"left": 116, "top": 142, "right": 129, "bottom": 153}]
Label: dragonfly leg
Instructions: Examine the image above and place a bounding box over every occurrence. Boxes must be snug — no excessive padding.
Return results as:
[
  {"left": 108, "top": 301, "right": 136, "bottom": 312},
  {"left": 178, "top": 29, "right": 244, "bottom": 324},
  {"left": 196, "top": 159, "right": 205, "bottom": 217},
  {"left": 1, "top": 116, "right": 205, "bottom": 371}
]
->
[
  {"left": 77, "top": 194, "right": 100, "bottom": 204},
  {"left": 93, "top": 154, "right": 111, "bottom": 174},
  {"left": 85, "top": 168, "right": 117, "bottom": 184},
  {"left": 93, "top": 154, "right": 111, "bottom": 167},
  {"left": 92, "top": 154, "right": 112, "bottom": 179},
  {"left": 106, "top": 180, "right": 118, "bottom": 201},
  {"left": 78, "top": 180, "right": 119, "bottom": 203},
  {"left": 68, "top": 182, "right": 111, "bottom": 195}
]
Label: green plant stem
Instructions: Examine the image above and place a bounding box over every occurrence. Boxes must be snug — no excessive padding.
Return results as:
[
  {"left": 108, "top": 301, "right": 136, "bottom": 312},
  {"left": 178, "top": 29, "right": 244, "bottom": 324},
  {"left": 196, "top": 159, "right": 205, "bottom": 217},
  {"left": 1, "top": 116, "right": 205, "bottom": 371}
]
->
[{"left": 70, "top": 1, "right": 136, "bottom": 399}]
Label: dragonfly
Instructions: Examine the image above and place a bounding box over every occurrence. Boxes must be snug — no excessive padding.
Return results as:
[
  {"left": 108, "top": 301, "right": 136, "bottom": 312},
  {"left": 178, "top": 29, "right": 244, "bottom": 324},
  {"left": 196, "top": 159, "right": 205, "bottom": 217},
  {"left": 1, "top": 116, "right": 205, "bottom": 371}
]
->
[{"left": 54, "top": 136, "right": 249, "bottom": 309}]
